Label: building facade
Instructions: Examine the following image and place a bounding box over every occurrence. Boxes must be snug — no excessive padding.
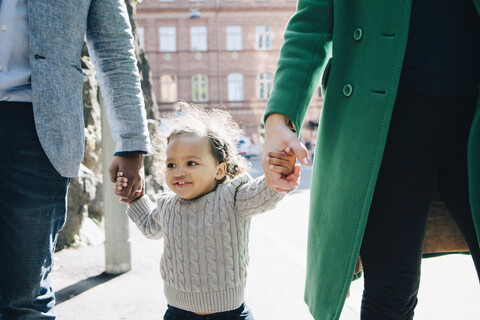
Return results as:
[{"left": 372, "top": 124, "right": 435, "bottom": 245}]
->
[{"left": 136, "top": 0, "right": 323, "bottom": 144}]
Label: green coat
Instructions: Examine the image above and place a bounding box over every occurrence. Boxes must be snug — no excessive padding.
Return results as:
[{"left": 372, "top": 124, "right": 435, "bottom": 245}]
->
[{"left": 265, "top": 0, "right": 480, "bottom": 319}]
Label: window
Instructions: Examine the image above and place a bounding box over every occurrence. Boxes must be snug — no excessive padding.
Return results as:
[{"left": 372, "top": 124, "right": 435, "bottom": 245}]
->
[
  {"left": 190, "top": 26, "right": 207, "bottom": 51},
  {"left": 228, "top": 73, "right": 244, "bottom": 101},
  {"left": 256, "top": 26, "right": 271, "bottom": 50},
  {"left": 258, "top": 72, "right": 273, "bottom": 99},
  {"left": 160, "top": 74, "right": 177, "bottom": 102},
  {"left": 137, "top": 27, "right": 145, "bottom": 49},
  {"left": 159, "top": 27, "right": 176, "bottom": 52},
  {"left": 226, "top": 26, "right": 242, "bottom": 51},
  {"left": 192, "top": 74, "right": 208, "bottom": 102}
]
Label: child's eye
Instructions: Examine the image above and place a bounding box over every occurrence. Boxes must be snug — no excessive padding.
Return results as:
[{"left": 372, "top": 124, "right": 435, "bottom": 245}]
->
[
  {"left": 187, "top": 161, "right": 198, "bottom": 166},
  {"left": 166, "top": 163, "right": 175, "bottom": 168}
]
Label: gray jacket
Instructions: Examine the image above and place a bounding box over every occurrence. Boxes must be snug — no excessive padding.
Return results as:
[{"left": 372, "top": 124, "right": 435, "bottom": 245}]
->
[{"left": 28, "top": 0, "right": 152, "bottom": 177}]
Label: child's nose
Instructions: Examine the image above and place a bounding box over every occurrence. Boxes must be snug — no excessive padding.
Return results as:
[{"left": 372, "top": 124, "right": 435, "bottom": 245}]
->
[{"left": 174, "top": 168, "right": 185, "bottom": 177}]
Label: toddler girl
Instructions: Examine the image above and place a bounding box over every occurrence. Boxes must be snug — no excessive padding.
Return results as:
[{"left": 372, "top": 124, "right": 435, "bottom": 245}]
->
[{"left": 116, "top": 102, "right": 299, "bottom": 319}]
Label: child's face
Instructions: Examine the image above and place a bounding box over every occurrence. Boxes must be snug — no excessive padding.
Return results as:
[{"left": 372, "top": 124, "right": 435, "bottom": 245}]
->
[{"left": 165, "top": 134, "right": 226, "bottom": 199}]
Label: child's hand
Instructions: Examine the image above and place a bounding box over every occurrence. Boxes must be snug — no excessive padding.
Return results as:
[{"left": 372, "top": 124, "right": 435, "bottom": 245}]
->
[
  {"left": 266, "top": 147, "right": 296, "bottom": 177},
  {"left": 266, "top": 147, "right": 300, "bottom": 193},
  {"left": 115, "top": 171, "right": 144, "bottom": 204}
]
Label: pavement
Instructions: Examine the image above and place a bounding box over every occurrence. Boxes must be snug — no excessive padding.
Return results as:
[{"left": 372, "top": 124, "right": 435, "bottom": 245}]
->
[{"left": 52, "top": 157, "right": 480, "bottom": 319}]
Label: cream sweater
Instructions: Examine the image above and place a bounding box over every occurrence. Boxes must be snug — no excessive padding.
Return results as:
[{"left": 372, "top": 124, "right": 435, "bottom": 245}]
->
[{"left": 127, "top": 174, "right": 285, "bottom": 313}]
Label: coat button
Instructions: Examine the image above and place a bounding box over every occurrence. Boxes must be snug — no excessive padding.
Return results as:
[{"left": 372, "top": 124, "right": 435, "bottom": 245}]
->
[
  {"left": 343, "top": 84, "right": 353, "bottom": 96},
  {"left": 353, "top": 28, "right": 363, "bottom": 41}
]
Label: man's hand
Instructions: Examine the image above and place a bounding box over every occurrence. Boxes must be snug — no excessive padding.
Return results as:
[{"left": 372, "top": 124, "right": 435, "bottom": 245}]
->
[
  {"left": 115, "top": 171, "right": 144, "bottom": 204},
  {"left": 109, "top": 154, "right": 144, "bottom": 202},
  {"left": 262, "top": 114, "right": 310, "bottom": 193}
]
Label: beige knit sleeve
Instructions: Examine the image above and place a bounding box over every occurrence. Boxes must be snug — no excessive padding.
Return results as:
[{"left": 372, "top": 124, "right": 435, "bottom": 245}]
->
[
  {"left": 228, "top": 175, "right": 286, "bottom": 218},
  {"left": 126, "top": 195, "right": 166, "bottom": 239}
]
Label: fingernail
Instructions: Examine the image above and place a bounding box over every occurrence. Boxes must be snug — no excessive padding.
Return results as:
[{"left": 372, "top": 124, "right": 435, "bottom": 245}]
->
[
  {"left": 303, "top": 157, "right": 310, "bottom": 165},
  {"left": 285, "top": 147, "right": 291, "bottom": 153}
]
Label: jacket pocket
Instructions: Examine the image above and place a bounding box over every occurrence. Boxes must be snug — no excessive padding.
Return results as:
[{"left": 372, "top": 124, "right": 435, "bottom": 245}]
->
[{"left": 321, "top": 57, "right": 332, "bottom": 94}]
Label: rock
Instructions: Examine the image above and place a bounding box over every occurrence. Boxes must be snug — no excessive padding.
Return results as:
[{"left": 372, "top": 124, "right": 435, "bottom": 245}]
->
[
  {"left": 79, "top": 217, "right": 105, "bottom": 246},
  {"left": 57, "top": 165, "right": 97, "bottom": 250}
]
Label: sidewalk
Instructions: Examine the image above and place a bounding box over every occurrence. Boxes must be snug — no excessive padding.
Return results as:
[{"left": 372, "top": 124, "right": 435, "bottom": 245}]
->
[
  {"left": 52, "top": 159, "right": 480, "bottom": 319},
  {"left": 52, "top": 190, "right": 313, "bottom": 320},
  {"left": 52, "top": 187, "right": 480, "bottom": 319}
]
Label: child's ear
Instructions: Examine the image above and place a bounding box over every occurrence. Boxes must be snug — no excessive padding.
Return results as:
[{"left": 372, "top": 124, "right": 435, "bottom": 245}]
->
[{"left": 215, "top": 162, "right": 227, "bottom": 181}]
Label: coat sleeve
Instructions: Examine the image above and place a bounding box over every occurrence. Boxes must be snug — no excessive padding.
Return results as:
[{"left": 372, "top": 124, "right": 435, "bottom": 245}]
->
[
  {"left": 265, "top": 0, "right": 334, "bottom": 133},
  {"left": 85, "top": 0, "right": 152, "bottom": 155},
  {"left": 127, "top": 196, "right": 164, "bottom": 239}
]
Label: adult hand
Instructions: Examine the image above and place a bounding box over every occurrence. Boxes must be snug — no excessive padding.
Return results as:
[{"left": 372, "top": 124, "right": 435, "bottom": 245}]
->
[
  {"left": 115, "top": 172, "right": 145, "bottom": 204},
  {"left": 109, "top": 154, "right": 144, "bottom": 202},
  {"left": 262, "top": 113, "right": 310, "bottom": 192}
]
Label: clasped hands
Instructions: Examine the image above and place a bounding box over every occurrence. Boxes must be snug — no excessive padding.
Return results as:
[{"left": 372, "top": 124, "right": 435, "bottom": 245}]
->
[
  {"left": 262, "top": 113, "right": 310, "bottom": 193},
  {"left": 109, "top": 153, "right": 145, "bottom": 203}
]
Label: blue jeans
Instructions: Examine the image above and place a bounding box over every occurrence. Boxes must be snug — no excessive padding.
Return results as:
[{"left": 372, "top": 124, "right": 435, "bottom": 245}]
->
[
  {"left": 0, "top": 102, "right": 70, "bottom": 319},
  {"left": 164, "top": 303, "right": 254, "bottom": 320}
]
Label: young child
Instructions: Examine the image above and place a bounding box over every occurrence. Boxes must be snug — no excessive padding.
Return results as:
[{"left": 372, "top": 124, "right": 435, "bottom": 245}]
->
[{"left": 115, "top": 102, "right": 299, "bottom": 319}]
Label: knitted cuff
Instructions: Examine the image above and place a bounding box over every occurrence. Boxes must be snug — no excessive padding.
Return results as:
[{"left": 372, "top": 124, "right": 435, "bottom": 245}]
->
[{"left": 127, "top": 196, "right": 155, "bottom": 221}]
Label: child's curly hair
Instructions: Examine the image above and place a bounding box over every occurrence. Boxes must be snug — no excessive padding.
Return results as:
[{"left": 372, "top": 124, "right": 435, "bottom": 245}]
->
[{"left": 153, "top": 102, "right": 250, "bottom": 184}]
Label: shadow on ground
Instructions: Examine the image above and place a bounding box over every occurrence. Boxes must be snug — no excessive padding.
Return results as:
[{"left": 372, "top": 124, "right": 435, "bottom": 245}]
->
[{"left": 55, "top": 273, "right": 121, "bottom": 305}]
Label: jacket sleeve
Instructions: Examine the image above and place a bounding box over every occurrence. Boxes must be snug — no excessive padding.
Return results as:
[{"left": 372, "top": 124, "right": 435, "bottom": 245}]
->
[
  {"left": 85, "top": 0, "right": 152, "bottom": 155},
  {"left": 229, "top": 175, "right": 286, "bottom": 218},
  {"left": 127, "top": 196, "right": 164, "bottom": 239},
  {"left": 265, "top": 0, "right": 334, "bottom": 133}
]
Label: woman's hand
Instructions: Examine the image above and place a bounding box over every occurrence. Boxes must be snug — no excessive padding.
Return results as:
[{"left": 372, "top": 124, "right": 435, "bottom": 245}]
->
[{"left": 262, "top": 113, "right": 310, "bottom": 193}]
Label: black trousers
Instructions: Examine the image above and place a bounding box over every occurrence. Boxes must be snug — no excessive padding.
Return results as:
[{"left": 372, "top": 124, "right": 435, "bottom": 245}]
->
[{"left": 359, "top": 86, "right": 480, "bottom": 320}]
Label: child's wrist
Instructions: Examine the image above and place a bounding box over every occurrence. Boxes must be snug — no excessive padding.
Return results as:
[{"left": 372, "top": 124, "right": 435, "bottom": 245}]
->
[
  {"left": 120, "top": 195, "right": 143, "bottom": 205},
  {"left": 128, "top": 195, "right": 143, "bottom": 205}
]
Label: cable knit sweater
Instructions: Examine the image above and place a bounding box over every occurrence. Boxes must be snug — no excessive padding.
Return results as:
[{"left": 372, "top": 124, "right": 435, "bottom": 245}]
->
[{"left": 126, "top": 174, "right": 285, "bottom": 313}]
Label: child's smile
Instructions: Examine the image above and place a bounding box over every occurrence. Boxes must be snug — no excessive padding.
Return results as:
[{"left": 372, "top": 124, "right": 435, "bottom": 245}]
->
[
  {"left": 174, "top": 181, "right": 190, "bottom": 186},
  {"left": 165, "top": 134, "right": 226, "bottom": 199},
  {"left": 172, "top": 180, "right": 193, "bottom": 190}
]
